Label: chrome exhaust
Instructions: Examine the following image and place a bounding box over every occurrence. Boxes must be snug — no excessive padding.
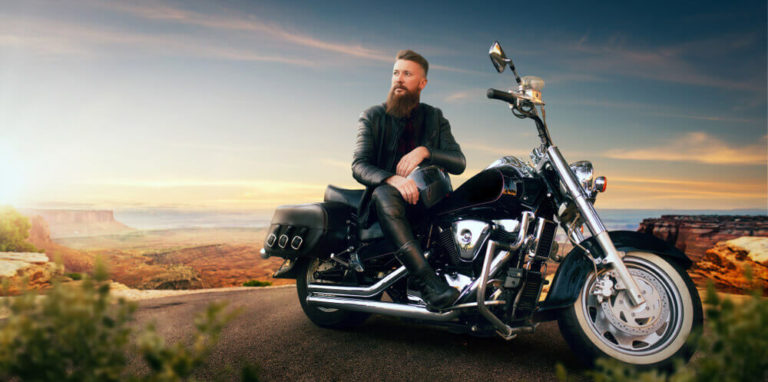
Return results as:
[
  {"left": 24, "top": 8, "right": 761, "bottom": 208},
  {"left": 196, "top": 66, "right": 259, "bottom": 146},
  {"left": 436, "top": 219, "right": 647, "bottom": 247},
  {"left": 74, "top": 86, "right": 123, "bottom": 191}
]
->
[
  {"left": 307, "top": 265, "right": 407, "bottom": 298},
  {"left": 306, "top": 296, "right": 460, "bottom": 321}
]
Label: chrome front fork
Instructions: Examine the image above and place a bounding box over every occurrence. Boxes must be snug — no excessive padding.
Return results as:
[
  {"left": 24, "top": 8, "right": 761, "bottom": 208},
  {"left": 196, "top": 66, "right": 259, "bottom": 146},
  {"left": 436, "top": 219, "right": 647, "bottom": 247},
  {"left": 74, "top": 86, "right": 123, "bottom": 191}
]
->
[{"left": 546, "top": 146, "right": 646, "bottom": 306}]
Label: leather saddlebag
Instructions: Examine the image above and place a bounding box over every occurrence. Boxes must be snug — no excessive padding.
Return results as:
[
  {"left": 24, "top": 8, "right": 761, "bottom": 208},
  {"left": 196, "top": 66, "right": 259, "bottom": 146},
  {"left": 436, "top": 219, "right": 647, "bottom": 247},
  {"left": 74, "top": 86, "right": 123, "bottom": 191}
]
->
[{"left": 263, "top": 202, "right": 353, "bottom": 258}]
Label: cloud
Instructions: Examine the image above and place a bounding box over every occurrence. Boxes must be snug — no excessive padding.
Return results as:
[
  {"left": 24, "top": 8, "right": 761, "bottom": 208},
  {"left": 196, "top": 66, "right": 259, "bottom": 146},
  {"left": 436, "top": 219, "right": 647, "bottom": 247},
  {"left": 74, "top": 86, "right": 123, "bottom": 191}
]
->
[
  {"left": 99, "top": 2, "right": 477, "bottom": 73},
  {"left": 444, "top": 88, "right": 485, "bottom": 103},
  {"left": 595, "top": 174, "right": 767, "bottom": 209},
  {"left": 608, "top": 176, "right": 765, "bottom": 190},
  {"left": 563, "top": 98, "right": 761, "bottom": 124},
  {"left": 0, "top": 15, "right": 317, "bottom": 66},
  {"left": 604, "top": 132, "right": 767, "bottom": 165},
  {"left": 564, "top": 33, "right": 763, "bottom": 92},
  {"left": 320, "top": 158, "right": 351, "bottom": 170},
  {"left": 103, "top": 2, "right": 393, "bottom": 62}
]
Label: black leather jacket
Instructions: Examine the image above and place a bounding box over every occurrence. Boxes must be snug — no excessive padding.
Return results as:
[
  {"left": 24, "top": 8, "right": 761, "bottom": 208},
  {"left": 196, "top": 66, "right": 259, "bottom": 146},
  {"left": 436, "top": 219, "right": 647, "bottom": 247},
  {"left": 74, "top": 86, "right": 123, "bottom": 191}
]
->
[{"left": 352, "top": 103, "right": 466, "bottom": 225}]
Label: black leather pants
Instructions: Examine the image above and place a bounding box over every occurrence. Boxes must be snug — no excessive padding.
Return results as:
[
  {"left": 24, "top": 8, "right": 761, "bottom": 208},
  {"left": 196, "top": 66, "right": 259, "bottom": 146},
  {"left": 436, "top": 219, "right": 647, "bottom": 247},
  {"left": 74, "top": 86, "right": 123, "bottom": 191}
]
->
[{"left": 371, "top": 185, "right": 430, "bottom": 275}]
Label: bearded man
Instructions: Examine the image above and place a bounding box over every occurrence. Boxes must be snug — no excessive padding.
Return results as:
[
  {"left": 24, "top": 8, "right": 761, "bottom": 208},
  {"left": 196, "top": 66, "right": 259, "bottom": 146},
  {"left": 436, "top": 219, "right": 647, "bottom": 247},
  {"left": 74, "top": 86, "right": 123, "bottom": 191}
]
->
[{"left": 352, "top": 50, "right": 465, "bottom": 309}]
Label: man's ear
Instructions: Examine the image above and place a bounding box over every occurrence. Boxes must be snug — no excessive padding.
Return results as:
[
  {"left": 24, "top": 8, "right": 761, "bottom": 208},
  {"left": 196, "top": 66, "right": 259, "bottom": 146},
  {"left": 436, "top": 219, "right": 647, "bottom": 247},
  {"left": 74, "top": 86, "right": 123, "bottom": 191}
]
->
[{"left": 419, "top": 77, "right": 427, "bottom": 91}]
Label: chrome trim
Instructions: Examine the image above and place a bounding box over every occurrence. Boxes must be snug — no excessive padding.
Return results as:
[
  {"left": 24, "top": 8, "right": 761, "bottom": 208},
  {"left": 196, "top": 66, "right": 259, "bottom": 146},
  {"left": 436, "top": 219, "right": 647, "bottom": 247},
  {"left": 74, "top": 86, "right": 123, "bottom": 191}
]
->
[
  {"left": 529, "top": 217, "right": 556, "bottom": 261},
  {"left": 278, "top": 234, "right": 289, "bottom": 249},
  {"left": 329, "top": 253, "right": 349, "bottom": 267},
  {"left": 489, "top": 211, "right": 534, "bottom": 277},
  {"left": 595, "top": 232, "right": 646, "bottom": 306},
  {"left": 266, "top": 233, "right": 277, "bottom": 247},
  {"left": 290, "top": 236, "right": 303, "bottom": 250},
  {"left": 307, "top": 265, "right": 407, "bottom": 298},
  {"left": 455, "top": 211, "right": 533, "bottom": 304},
  {"left": 546, "top": 146, "right": 605, "bottom": 234},
  {"left": 452, "top": 220, "right": 490, "bottom": 261},
  {"left": 477, "top": 240, "right": 513, "bottom": 337},
  {"left": 306, "top": 296, "right": 460, "bottom": 321},
  {"left": 546, "top": 145, "right": 645, "bottom": 306},
  {"left": 447, "top": 300, "right": 505, "bottom": 310}
]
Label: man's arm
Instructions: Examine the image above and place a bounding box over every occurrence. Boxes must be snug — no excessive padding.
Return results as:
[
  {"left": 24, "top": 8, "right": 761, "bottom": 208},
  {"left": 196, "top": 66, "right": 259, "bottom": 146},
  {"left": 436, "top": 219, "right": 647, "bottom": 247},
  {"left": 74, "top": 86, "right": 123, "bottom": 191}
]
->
[
  {"left": 352, "top": 111, "right": 394, "bottom": 187},
  {"left": 424, "top": 109, "right": 466, "bottom": 175}
]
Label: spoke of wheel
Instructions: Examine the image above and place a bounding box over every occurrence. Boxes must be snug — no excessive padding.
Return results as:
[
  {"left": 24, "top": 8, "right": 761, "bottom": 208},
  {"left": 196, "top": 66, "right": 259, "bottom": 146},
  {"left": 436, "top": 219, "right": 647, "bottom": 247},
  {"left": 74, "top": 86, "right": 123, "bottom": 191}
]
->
[{"left": 611, "top": 330, "right": 637, "bottom": 349}]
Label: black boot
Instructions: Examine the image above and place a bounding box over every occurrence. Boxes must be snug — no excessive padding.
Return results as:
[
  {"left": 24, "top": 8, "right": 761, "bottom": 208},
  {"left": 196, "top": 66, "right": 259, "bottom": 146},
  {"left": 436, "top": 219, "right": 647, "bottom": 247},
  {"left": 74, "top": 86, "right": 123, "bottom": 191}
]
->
[
  {"left": 397, "top": 241, "right": 459, "bottom": 310},
  {"left": 372, "top": 186, "right": 458, "bottom": 309}
]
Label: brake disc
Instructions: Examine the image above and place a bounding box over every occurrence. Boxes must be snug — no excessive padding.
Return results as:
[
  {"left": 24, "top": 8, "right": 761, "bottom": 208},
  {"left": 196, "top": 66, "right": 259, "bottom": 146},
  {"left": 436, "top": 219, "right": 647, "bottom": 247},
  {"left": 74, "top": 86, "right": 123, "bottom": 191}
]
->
[{"left": 599, "top": 269, "right": 669, "bottom": 336}]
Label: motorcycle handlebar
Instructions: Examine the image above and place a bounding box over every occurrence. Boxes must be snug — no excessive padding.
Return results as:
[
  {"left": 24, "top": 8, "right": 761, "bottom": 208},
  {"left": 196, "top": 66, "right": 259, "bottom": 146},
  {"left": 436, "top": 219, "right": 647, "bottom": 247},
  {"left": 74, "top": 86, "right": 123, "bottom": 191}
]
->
[{"left": 486, "top": 88, "right": 517, "bottom": 104}]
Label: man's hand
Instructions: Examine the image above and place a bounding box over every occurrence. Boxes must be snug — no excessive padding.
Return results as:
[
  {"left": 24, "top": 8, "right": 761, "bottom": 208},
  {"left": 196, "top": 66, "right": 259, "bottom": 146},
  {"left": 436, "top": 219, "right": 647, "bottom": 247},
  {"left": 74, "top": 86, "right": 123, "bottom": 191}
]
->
[
  {"left": 385, "top": 175, "right": 420, "bottom": 205},
  {"left": 396, "top": 146, "right": 430, "bottom": 177}
]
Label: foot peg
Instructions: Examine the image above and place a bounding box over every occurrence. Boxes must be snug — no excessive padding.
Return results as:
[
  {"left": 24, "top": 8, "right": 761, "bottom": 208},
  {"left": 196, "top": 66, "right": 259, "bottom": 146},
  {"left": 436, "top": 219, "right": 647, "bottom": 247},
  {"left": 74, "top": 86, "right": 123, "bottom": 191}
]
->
[{"left": 330, "top": 251, "right": 365, "bottom": 273}]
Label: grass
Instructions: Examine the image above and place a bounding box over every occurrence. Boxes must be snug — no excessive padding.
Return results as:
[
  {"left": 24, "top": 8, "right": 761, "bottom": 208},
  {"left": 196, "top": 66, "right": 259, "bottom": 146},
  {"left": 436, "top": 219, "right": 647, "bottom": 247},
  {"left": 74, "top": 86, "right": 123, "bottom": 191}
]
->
[{"left": 242, "top": 280, "right": 272, "bottom": 287}]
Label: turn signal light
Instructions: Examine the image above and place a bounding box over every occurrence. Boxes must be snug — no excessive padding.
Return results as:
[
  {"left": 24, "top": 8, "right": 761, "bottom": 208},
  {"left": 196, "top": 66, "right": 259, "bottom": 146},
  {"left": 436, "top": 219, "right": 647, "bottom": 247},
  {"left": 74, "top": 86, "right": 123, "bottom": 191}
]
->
[{"left": 594, "top": 176, "right": 607, "bottom": 192}]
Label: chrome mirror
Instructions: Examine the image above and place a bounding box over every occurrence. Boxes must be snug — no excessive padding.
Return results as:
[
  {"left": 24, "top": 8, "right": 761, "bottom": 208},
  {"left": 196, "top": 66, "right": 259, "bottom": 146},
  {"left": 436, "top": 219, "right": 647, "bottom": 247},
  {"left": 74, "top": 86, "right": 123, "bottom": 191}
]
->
[{"left": 489, "top": 41, "right": 509, "bottom": 73}]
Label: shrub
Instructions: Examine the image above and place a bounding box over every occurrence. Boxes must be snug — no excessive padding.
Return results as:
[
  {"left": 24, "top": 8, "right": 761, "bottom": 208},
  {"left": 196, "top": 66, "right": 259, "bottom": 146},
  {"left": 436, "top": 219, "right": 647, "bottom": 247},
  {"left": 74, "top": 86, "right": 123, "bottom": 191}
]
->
[
  {"left": 0, "top": 260, "right": 240, "bottom": 381},
  {"left": 242, "top": 280, "right": 272, "bottom": 287},
  {"left": 0, "top": 205, "right": 40, "bottom": 253},
  {"left": 66, "top": 272, "right": 83, "bottom": 280}
]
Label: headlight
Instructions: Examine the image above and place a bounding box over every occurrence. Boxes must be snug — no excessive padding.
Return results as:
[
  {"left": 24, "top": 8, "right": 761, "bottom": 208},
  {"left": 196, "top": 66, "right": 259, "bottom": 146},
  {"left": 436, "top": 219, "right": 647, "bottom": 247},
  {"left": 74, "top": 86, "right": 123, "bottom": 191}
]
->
[{"left": 569, "top": 161, "right": 594, "bottom": 190}]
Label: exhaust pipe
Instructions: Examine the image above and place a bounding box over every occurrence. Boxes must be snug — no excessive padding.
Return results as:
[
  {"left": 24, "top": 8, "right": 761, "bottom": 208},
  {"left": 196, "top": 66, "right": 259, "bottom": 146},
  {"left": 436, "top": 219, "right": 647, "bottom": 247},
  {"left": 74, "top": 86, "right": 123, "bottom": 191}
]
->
[
  {"left": 306, "top": 296, "right": 460, "bottom": 321},
  {"left": 307, "top": 265, "right": 407, "bottom": 298}
]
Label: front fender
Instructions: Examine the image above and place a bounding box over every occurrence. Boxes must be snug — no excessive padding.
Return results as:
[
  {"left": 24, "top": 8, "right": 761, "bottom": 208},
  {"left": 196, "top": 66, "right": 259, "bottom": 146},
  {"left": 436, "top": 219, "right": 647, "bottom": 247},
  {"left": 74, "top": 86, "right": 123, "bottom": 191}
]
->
[{"left": 536, "top": 230, "right": 691, "bottom": 317}]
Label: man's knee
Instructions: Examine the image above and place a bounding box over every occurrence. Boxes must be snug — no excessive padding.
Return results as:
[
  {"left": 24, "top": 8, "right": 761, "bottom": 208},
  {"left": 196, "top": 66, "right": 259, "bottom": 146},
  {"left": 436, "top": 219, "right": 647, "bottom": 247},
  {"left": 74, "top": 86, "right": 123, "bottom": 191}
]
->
[
  {"left": 372, "top": 184, "right": 401, "bottom": 203},
  {"left": 372, "top": 185, "right": 406, "bottom": 217}
]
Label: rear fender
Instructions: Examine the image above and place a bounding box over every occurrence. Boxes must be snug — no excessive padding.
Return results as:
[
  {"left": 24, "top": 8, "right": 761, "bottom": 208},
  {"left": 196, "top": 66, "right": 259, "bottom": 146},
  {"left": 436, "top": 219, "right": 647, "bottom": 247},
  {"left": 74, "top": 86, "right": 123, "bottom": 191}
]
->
[{"left": 536, "top": 231, "right": 691, "bottom": 318}]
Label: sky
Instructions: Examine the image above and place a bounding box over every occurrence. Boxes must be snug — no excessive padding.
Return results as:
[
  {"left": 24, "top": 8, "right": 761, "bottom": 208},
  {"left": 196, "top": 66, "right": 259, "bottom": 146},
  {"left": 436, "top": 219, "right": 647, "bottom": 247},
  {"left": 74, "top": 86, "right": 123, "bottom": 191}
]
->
[{"left": 1, "top": 0, "right": 766, "bottom": 214}]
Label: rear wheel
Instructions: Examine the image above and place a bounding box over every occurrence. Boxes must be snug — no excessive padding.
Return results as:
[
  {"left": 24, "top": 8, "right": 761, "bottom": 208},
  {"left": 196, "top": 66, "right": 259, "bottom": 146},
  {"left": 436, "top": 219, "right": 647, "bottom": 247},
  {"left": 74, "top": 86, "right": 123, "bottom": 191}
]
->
[
  {"left": 296, "top": 258, "right": 373, "bottom": 329},
  {"left": 558, "top": 252, "right": 703, "bottom": 369}
]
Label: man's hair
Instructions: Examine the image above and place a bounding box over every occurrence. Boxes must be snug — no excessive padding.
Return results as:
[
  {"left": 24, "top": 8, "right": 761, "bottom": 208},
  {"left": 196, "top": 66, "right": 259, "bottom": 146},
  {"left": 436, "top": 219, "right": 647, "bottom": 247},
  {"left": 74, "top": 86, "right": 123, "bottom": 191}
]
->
[{"left": 396, "top": 49, "right": 429, "bottom": 77}]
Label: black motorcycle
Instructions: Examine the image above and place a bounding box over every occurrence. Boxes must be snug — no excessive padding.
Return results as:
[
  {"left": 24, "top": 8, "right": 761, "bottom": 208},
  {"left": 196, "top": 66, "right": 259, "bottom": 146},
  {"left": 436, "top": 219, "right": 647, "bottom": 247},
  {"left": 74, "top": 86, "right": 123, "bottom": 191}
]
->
[{"left": 261, "top": 41, "right": 702, "bottom": 368}]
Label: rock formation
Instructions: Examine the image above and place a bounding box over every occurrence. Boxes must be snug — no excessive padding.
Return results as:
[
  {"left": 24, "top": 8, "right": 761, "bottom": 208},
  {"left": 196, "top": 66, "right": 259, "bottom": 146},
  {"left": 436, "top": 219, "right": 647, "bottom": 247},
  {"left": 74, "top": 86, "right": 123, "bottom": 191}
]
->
[
  {"left": 0, "top": 252, "right": 64, "bottom": 293},
  {"left": 20, "top": 209, "right": 135, "bottom": 238},
  {"left": 690, "top": 237, "right": 768, "bottom": 295},
  {"left": 638, "top": 215, "right": 768, "bottom": 262},
  {"left": 25, "top": 215, "right": 94, "bottom": 273}
]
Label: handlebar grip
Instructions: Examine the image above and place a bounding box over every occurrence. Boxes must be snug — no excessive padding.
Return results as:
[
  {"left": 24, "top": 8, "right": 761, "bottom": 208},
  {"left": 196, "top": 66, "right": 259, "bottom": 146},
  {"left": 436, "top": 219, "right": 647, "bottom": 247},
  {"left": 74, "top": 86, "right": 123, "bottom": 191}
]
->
[{"left": 486, "top": 88, "right": 517, "bottom": 104}]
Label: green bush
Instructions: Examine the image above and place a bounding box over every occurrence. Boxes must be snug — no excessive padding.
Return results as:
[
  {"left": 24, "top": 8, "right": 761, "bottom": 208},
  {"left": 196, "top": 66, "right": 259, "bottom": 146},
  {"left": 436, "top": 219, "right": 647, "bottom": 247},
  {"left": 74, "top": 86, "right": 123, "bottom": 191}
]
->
[
  {"left": 0, "top": 260, "right": 241, "bottom": 381},
  {"left": 0, "top": 205, "right": 40, "bottom": 253},
  {"left": 559, "top": 269, "right": 768, "bottom": 382},
  {"left": 242, "top": 280, "right": 272, "bottom": 287},
  {"left": 66, "top": 272, "right": 83, "bottom": 280}
]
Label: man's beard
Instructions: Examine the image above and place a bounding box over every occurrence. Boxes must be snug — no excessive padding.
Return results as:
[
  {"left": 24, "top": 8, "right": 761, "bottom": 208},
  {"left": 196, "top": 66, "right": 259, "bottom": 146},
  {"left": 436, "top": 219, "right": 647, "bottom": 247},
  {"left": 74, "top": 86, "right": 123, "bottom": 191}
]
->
[{"left": 386, "top": 86, "right": 420, "bottom": 118}]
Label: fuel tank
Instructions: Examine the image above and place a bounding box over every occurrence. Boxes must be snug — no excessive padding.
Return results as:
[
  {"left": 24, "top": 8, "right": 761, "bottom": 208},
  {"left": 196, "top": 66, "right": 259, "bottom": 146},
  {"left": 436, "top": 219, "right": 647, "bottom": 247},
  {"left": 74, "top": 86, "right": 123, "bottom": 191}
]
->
[{"left": 431, "top": 156, "right": 547, "bottom": 220}]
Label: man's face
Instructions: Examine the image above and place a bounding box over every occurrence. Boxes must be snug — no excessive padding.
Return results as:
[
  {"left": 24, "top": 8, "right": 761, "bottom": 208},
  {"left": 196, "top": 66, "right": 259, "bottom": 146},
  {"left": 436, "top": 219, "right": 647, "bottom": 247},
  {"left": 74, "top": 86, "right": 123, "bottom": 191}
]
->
[{"left": 391, "top": 59, "right": 427, "bottom": 97}]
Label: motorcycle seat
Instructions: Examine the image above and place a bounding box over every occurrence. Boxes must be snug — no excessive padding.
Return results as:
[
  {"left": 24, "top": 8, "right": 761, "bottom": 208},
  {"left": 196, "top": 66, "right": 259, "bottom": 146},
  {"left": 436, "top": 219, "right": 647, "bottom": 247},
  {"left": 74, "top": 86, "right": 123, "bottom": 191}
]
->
[
  {"left": 324, "top": 185, "right": 385, "bottom": 241},
  {"left": 324, "top": 185, "right": 364, "bottom": 209}
]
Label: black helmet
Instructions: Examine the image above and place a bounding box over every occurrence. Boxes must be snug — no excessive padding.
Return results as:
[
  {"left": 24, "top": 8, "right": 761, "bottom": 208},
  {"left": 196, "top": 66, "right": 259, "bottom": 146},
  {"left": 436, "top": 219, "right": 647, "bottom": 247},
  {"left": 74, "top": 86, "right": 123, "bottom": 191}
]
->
[{"left": 407, "top": 165, "right": 453, "bottom": 208}]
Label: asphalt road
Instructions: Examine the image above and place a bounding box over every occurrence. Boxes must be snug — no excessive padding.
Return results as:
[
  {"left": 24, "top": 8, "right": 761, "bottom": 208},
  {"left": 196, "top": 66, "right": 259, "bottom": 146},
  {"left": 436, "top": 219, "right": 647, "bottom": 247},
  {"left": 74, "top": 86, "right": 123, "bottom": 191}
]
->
[{"left": 132, "top": 286, "right": 588, "bottom": 381}]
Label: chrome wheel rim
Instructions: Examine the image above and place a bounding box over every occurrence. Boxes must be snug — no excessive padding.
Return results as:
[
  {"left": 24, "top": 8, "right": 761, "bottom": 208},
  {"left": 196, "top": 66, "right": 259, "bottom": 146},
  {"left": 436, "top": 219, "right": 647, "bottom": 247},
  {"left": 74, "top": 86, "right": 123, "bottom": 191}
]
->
[{"left": 580, "top": 256, "right": 684, "bottom": 356}]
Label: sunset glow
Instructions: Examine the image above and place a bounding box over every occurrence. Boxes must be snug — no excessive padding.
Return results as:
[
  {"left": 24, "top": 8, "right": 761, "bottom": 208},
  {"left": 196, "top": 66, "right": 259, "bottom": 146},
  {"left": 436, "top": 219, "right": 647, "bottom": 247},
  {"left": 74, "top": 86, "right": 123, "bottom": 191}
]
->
[{"left": 1, "top": 1, "right": 765, "bottom": 213}]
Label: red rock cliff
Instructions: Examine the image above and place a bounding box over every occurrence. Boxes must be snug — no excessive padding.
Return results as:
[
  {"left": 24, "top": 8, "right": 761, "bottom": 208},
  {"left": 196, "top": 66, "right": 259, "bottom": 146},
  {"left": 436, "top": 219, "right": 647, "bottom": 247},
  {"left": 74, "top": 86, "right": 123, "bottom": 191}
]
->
[
  {"left": 637, "top": 215, "right": 768, "bottom": 262},
  {"left": 20, "top": 209, "right": 134, "bottom": 238}
]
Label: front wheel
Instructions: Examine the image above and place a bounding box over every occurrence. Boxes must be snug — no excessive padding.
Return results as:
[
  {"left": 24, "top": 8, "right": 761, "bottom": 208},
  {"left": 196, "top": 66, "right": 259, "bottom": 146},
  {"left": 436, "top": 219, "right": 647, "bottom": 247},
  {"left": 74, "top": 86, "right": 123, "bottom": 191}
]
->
[
  {"left": 296, "top": 258, "right": 373, "bottom": 329},
  {"left": 558, "top": 251, "right": 703, "bottom": 369}
]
